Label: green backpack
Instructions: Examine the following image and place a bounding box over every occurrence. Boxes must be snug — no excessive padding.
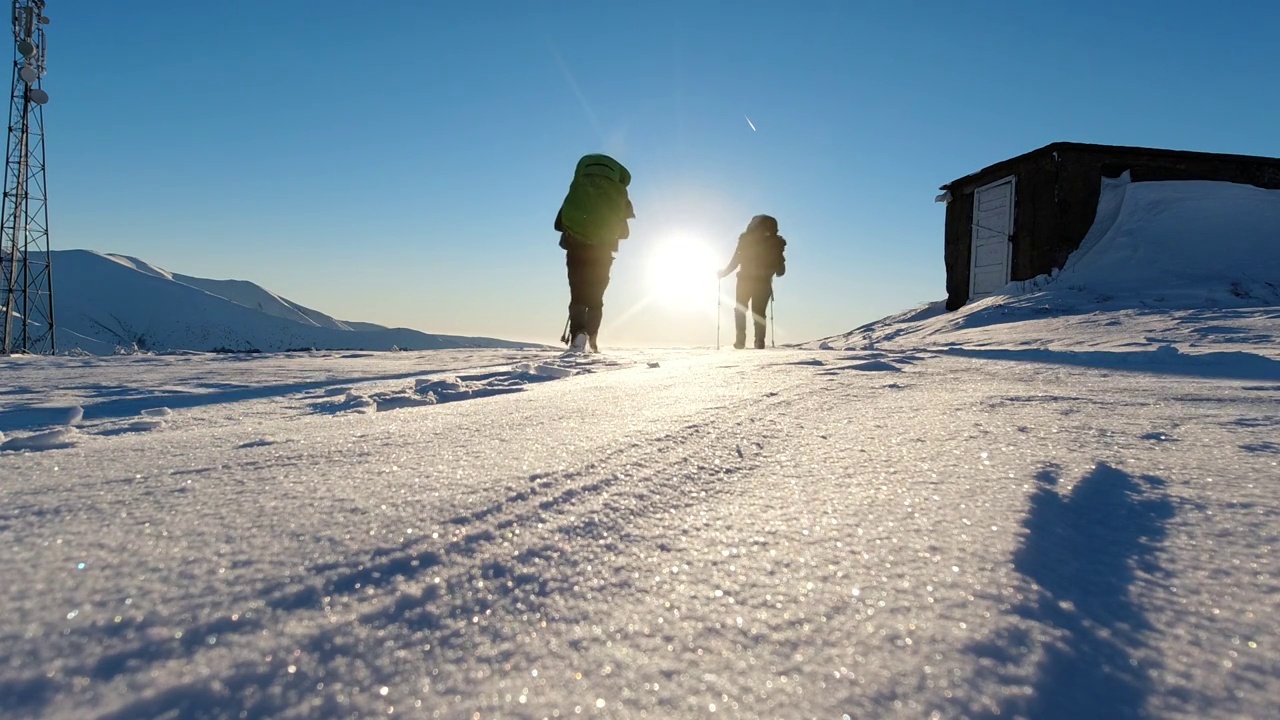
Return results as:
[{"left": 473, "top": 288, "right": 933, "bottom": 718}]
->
[{"left": 556, "top": 154, "right": 634, "bottom": 247}]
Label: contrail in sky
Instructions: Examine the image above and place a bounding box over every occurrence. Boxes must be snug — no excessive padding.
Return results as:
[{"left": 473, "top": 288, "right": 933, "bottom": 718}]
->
[
  {"left": 548, "top": 40, "right": 604, "bottom": 142},
  {"left": 744, "top": 115, "right": 757, "bottom": 132}
]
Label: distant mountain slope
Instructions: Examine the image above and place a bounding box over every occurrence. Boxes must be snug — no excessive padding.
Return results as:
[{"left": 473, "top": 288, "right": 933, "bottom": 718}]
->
[
  {"left": 102, "top": 254, "right": 356, "bottom": 330},
  {"left": 45, "top": 249, "right": 536, "bottom": 354},
  {"left": 340, "top": 320, "right": 391, "bottom": 332}
]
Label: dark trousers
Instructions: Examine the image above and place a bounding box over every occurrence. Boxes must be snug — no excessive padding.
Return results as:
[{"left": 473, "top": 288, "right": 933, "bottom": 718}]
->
[
  {"left": 734, "top": 275, "right": 772, "bottom": 348},
  {"left": 565, "top": 240, "right": 614, "bottom": 338}
]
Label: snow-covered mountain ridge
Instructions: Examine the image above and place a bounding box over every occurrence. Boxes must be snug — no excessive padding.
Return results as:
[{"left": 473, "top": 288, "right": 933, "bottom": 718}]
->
[{"left": 36, "top": 249, "right": 537, "bottom": 354}]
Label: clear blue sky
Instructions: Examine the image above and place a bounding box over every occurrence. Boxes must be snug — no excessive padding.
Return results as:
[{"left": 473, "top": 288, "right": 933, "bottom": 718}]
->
[{"left": 47, "top": 0, "right": 1280, "bottom": 346}]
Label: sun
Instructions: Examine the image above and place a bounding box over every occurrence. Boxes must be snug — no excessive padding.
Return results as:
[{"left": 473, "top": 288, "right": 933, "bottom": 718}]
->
[{"left": 643, "top": 236, "right": 724, "bottom": 311}]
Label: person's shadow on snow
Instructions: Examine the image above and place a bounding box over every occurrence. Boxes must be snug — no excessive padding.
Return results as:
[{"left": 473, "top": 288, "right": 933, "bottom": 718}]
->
[{"left": 995, "top": 462, "right": 1176, "bottom": 719}]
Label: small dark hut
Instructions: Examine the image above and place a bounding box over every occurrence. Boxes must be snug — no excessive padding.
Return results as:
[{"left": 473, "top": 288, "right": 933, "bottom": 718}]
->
[{"left": 937, "top": 142, "right": 1280, "bottom": 310}]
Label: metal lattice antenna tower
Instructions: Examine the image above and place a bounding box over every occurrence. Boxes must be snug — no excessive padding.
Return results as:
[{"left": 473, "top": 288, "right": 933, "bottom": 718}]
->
[{"left": 0, "top": 0, "right": 53, "bottom": 355}]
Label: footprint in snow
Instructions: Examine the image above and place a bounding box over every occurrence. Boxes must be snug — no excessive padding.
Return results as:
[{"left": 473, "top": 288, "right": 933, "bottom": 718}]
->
[
  {"left": 97, "top": 418, "right": 166, "bottom": 436},
  {"left": 1, "top": 426, "right": 79, "bottom": 452},
  {"left": 821, "top": 359, "right": 904, "bottom": 374}
]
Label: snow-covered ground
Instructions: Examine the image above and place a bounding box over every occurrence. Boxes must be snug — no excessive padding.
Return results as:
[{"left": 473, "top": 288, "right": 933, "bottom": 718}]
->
[
  {"left": 2, "top": 331, "right": 1278, "bottom": 720},
  {"left": 2, "top": 177, "right": 1279, "bottom": 718}
]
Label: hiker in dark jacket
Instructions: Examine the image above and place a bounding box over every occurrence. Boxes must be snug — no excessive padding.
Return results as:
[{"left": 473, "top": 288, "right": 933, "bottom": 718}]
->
[
  {"left": 718, "top": 214, "right": 786, "bottom": 349},
  {"left": 555, "top": 153, "right": 635, "bottom": 353}
]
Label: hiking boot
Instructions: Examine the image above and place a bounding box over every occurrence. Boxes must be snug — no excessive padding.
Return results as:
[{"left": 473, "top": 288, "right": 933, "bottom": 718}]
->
[
  {"left": 588, "top": 335, "right": 599, "bottom": 353},
  {"left": 570, "top": 333, "right": 589, "bottom": 352}
]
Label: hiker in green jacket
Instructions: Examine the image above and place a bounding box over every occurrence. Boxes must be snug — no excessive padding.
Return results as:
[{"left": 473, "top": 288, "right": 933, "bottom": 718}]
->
[{"left": 555, "top": 153, "right": 635, "bottom": 353}]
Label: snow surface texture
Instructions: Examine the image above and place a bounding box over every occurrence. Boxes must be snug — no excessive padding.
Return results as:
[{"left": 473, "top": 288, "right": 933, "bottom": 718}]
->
[
  {"left": 1, "top": 178, "right": 1279, "bottom": 718},
  {"left": 12, "top": 250, "right": 538, "bottom": 355},
  {"left": 2, "top": 336, "right": 1278, "bottom": 720}
]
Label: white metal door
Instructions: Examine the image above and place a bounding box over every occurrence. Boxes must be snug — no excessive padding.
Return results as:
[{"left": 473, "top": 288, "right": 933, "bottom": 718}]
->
[{"left": 969, "top": 175, "right": 1015, "bottom": 300}]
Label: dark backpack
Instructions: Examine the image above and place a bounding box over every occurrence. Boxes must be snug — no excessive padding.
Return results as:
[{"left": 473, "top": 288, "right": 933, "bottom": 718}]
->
[
  {"left": 746, "top": 214, "right": 778, "bottom": 235},
  {"left": 741, "top": 215, "right": 786, "bottom": 277}
]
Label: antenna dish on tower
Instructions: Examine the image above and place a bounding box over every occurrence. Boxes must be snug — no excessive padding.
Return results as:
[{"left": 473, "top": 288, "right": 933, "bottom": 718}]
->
[
  {"left": 27, "top": 87, "right": 47, "bottom": 104},
  {"left": 39, "top": 15, "right": 48, "bottom": 24},
  {"left": 16, "top": 39, "right": 35, "bottom": 57},
  {"left": 18, "top": 65, "right": 35, "bottom": 83}
]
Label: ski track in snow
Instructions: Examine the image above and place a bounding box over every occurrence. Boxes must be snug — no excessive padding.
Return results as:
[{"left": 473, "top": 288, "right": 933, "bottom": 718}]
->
[
  {"left": 0, "top": 349, "right": 638, "bottom": 451},
  {"left": 2, "top": 328, "right": 1279, "bottom": 719},
  {"left": 308, "top": 352, "right": 633, "bottom": 416}
]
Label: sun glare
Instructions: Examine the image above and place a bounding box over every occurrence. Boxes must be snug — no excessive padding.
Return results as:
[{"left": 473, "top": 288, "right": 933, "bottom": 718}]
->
[{"left": 644, "top": 236, "right": 724, "bottom": 312}]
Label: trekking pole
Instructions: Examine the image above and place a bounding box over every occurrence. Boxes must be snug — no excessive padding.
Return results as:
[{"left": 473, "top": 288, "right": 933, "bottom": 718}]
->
[
  {"left": 716, "top": 278, "right": 722, "bottom": 350},
  {"left": 770, "top": 287, "right": 776, "bottom": 348}
]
